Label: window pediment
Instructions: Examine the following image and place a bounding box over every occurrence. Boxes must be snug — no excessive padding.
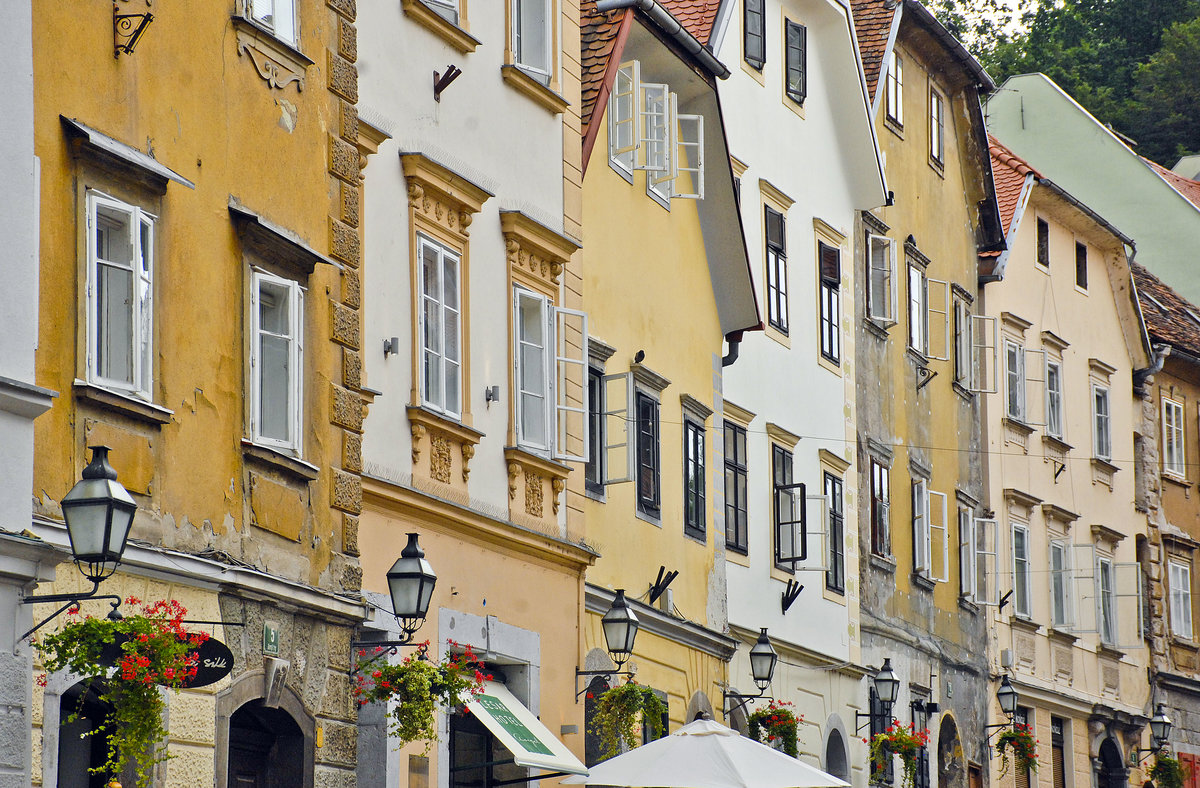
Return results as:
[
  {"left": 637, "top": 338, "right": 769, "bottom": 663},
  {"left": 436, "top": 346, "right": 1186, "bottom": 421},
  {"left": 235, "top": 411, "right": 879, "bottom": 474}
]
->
[
  {"left": 230, "top": 198, "right": 340, "bottom": 277},
  {"left": 501, "top": 210, "right": 578, "bottom": 292},
  {"left": 401, "top": 153, "right": 492, "bottom": 240},
  {"left": 232, "top": 14, "right": 313, "bottom": 91},
  {"left": 63, "top": 116, "right": 194, "bottom": 192}
]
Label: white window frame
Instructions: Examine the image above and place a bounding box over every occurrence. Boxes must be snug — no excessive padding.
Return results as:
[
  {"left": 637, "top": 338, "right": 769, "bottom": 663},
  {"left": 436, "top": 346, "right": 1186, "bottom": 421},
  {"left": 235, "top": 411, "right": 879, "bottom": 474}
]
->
[
  {"left": 908, "top": 262, "right": 926, "bottom": 354},
  {"left": 970, "top": 315, "right": 999, "bottom": 394},
  {"left": 926, "top": 278, "right": 950, "bottom": 361},
  {"left": 929, "top": 87, "right": 945, "bottom": 165},
  {"left": 1004, "top": 339, "right": 1026, "bottom": 422},
  {"left": 86, "top": 191, "right": 155, "bottom": 400},
  {"left": 1093, "top": 384, "right": 1112, "bottom": 461},
  {"left": 512, "top": 0, "right": 553, "bottom": 84},
  {"left": 913, "top": 480, "right": 929, "bottom": 574},
  {"left": 1169, "top": 560, "right": 1193, "bottom": 639},
  {"left": 1097, "top": 556, "right": 1117, "bottom": 646},
  {"left": 250, "top": 0, "right": 298, "bottom": 47},
  {"left": 959, "top": 507, "right": 977, "bottom": 600},
  {"left": 513, "top": 286, "right": 589, "bottom": 462},
  {"left": 250, "top": 270, "right": 305, "bottom": 454},
  {"left": 867, "top": 234, "right": 898, "bottom": 325},
  {"left": 1163, "top": 397, "right": 1186, "bottom": 478},
  {"left": 609, "top": 62, "right": 640, "bottom": 175},
  {"left": 417, "top": 235, "right": 463, "bottom": 419},
  {"left": 1012, "top": 521, "right": 1031, "bottom": 618},
  {"left": 609, "top": 62, "right": 704, "bottom": 201},
  {"left": 953, "top": 299, "right": 972, "bottom": 386},
  {"left": 602, "top": 371, "right": 635, "bottom": 484},
  {"left": 885, "top": 50, "right": 903, "bottom": 126},
  {"left": 974, "top": 517, "right": 999, "bottom": 605},
  {"left": 929, "top": 489, "right": 949, "bottom": 582},
  {"left": 1050, "top": 539, "right": 1072, "bottom": 629},
  {"left": 1046, "top": 360, "right": 1064, "bottom": 439}
]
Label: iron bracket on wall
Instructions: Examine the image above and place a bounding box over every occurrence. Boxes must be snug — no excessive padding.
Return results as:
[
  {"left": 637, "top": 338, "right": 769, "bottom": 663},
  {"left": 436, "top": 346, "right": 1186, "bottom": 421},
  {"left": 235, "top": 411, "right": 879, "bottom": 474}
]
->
[{"left": 114, "top": 3, "right": 154, "bottom": 57}]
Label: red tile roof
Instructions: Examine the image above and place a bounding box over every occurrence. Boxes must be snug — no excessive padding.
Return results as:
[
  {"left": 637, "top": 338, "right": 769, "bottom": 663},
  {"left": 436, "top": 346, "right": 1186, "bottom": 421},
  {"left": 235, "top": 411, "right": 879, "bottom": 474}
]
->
[
  {"left": 1144, "top": 157, "right": 1200, "bottom": 212},
  {"left": 581, "top": 1, "right": 630, "bottom": 169},
  {"left": 849, "top": 0, "right": 898, "bottom": 102},
  {"left": 1131, "top": 261, "right": 1200, "bottom": 358},
  {"left": 657, "top": 0, "right": 722, "bottom": 44},
  {"left": 987, "top": 134, "right": 1041, "bottom": 252}
]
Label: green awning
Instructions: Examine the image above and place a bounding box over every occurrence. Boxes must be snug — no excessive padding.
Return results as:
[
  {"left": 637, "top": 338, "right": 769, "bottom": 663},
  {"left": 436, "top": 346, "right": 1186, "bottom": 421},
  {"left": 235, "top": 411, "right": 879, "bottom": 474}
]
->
[{"left": 465, "top": 681, "right": 588, "bottom": 776}]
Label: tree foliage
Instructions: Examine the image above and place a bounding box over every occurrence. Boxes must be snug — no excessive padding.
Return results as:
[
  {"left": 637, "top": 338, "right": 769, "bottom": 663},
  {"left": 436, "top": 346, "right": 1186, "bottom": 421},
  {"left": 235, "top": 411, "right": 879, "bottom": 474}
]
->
[{"left": 930, "top": 0, "right": 1200, "bottom": 166}]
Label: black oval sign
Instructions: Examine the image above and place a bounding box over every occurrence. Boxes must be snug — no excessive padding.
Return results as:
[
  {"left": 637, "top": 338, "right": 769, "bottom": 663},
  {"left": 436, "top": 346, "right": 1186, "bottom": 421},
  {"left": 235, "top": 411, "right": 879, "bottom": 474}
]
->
[{"left": 179, "top": 637, "right": 234, "bottom": 688}]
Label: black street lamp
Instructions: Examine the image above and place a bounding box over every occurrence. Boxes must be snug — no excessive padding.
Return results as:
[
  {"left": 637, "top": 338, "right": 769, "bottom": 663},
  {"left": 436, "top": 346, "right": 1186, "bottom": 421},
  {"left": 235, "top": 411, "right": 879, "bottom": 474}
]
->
[
  {"left": 386, "top": 533, "right": 438, "bottom": 642},
  {"left": 576, "top": 589, "right": 641, "bottom": 699},
  {"left": 22, "top": 446, "right": 133, "bottom": 639},
  {"left": 1132, "top": 704, "right": 1174, "bottom": 765},
  {"left": 997, "top": 675, "right": 1019, "bottom": 717},
  {"left": 857, "top": 657, "right": 903, "bottom": 733},
  {"left": 724, "top": 628, "right": 779, "bottom": 716}
]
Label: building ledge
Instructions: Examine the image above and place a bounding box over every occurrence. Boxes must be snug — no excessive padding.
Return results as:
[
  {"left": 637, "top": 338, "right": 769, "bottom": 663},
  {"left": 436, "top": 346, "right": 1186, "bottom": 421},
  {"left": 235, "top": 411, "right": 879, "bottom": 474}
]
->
[
  {"left": 242, "top": 439, "right": 320, "bottom": 482},
  {"left": 401, "top": 0, "right": 480, "bottom": 53},
  {"left": 0, "top": 375, "right": 56, "bottom": 419},
  {"left": 74, "top": 380, "right": 172, "bottom": 426},
  {"left": 501, "top": 66, "right": 569, "bottom": 115}
]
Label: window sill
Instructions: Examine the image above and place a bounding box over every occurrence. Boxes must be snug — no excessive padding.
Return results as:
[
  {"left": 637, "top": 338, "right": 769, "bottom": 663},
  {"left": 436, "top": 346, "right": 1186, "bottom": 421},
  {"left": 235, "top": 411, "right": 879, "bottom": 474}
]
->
[
  {"left": 1091, "top": 457, "right": 1120, "bottom": 475},
  {"left": 1162, "top": 472, "right": 1191, "bottom": 489},
  {"left": 1096, "top": 643, "right": 1125, "bottom": 660},
  {"left": 608, "top": 157, "right": 634, "bottom": 185},
  {"left": 635, "top": 506, "right": 663, "bottom": 528},
  {"left": 1002, "top": 417, "right": 1036, "bottom": 438},
  {"left": 1170, "top": 635, "right": 1198, "bottom": 649},
  {"left": 725, "top": 546, "right": 750, "bottom": 568},
  {"left": 951, "top": 380, "right": 975, "bottom": 401},
  {"left": 401, "top": 0, "right": 480, "bottom": 53},
  {"left": 928, "top": 158, "right": 946, "bottom": 179},
  {"left": 870, "top": 553, "right": 896, "bottom": 574},
  {"left": 501, "top": 66, "right": 568, "bottom": 115},
  {"left": 1048, "top": 627, "right": 1078, "bottom": 644},
  {"left": 885, "top": 117, "right": 904, "bottom": 138},
  {"left": 1042, "top": 434, "right": 1073, "bottom": 454},
  {"left": 232, "top": 15, "right": 313, "bottom": 91},
  {"left": 683, "top": 527, "right": 707, "bottom": 545},
  {"left": 783, "top": 94, "right": 806, "bottom": 120},
  {"left": 1009, "top": 615, "right": 1041, "bottom": 634},
  {"left": 408, "top": 405, "right": 484, "bottom": 446},
  {"left": 818, "top": 353, "right": 842, "bottom": 377},
  {"left": 911, "top": 572, "right": 936, "bottom": 593},
  {"left": 74, "top": 380, "right": 172, "bottom": 426},
  {"left": 242, "top": 439, "right": 320, "bottom": 482},
  {"left": 740, "top": 59, "right": 766, "bottom": 86},
  {"left": 905, "top": 347, "right": 927, "bottom": 368},
  {"left": 584, "top": 481, "right": 606, "bottom": 502},
  {"left": 764, "top": 323, "right": 792, "bottom": 348},
  {"left": 863, "top": 318, "right": 891, "bottom": 342},
  {"left": 958, "top": 597, "right": 980, "bottom": 615}
]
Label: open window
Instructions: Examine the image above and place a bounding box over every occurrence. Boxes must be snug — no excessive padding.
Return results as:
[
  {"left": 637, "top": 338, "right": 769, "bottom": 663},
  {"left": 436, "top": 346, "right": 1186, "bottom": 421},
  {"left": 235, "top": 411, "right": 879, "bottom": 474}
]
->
[
  {"left": 958, "top": 507, "right": 977, "bottom": 600},
  {"left": 867, "top": 234, "right": 897, "bottom": 325},
  {"left": 251, "top": 271, "right": 305, "bottom": 455},
  {"left": 925, "top": 278, "right": 950, "bottom": 361},
  {"left": 1049, "top": 539, "right": 1073, "bottom": 628},
  {"left": 610, "top": 62, "right": 641, "bottom": 174},
  {"left": 773, "top": 447, "right": 807, "bottom": 570},
  {"left": 1023, "top": 349, "right": 1048, "bottom": 426},
  {"left": 972, "top": 517, "right": 1000, "bottom": 605},
  {"left": 602, "top": 372, "right": 634, "bottom": 484},
  {"left": 912, "top": 482, "right": 949, "bottom": 582},
  {"left": 970, "top": 315, "right": 999, "bottom": 394},
  {"left": 953, "top": 300, "right": 972, "bottom": 387}
]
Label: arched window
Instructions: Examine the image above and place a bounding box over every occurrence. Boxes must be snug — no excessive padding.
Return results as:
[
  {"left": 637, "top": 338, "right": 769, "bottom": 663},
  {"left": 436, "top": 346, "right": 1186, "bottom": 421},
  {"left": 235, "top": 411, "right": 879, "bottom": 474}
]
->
[
  {"left": 824, "top": 729, "right": 849, "bottom": 781},
  {"left": 227, "top": 700, "right": 306, "bottom": 787}
]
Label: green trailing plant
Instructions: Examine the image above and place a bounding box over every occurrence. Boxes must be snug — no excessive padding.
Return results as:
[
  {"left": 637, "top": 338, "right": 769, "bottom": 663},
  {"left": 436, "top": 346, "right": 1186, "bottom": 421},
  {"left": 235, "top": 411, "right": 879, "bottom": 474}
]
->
[
  {"left": 996, "top": 724, "right": 1039, "bottom": 776},
  {"left": 868, "top": 723, "right": 931, "bottom": 788},
  {"left": 589, "top": 679, "right": 667, "bottom": 759},
  {"left": 747, "top": 699, "right": 802, "bottom": 757},
  {"left": 34, "top": 597, "right": 208, "bottom": 788},
  {"left": 352, "top": 640, "right": 489, "bottom": 752},
  {"left": 1150, "top": 752, "right": 1187, "bottom": 788}
]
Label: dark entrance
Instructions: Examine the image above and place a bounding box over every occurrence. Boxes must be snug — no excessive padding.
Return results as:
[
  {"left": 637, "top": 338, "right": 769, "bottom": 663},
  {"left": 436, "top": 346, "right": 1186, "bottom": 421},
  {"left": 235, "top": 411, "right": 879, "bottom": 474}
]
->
[
  {"left": 57, "top": 679, "right": 136, "bottom": 788},
  {"left": 450, "top": 707, "right": 528, "bottom": 788},
  {"left": 1096, "top": 738, "right": 1128, "bottom": 788},
  {"left": 228, "top": 700, "right": 305, "bottom": 788}
]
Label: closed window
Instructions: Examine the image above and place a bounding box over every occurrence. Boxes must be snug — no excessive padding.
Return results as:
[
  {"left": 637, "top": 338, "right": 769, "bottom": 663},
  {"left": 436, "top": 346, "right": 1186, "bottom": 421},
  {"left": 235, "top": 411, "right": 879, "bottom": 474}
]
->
[
  {"left": 929, "top": 88, "right": 945, "bottom": 165},
  {"left": 250, "top": 0, "right": 298, "bottom": 46},
  {"left": 826, "top": 473, "right": 845, "bottom": 593},
  {"left": 423, "top": 0, "right": 459, "bottom": 23},
  {"left": 785, "top": 21, "right": 807, "bottom": 104},
  {"left": 765, "top": 206, "right": 788, "bottom": 334},
  {"left": 1037, "top": 218, "right": 1050, "bottom": 268},
  {"left": 87, "top": 191, "right": 155, "bottom": 399},
  {"left": 684, "top": 420, "right": 706, "bottom": 538},
  {"left": 1098, "top": 556, "right": 1117, "bottom": 644},
  {"left": 867, "top": 234, "right": 897, "bottom": 324},
  {"left": 1005, "top": 340, "right": 1026, "bottom": 421},
  {"left": 908, "top": 263, "right": 926, "bottom": 353},
  {"left": 1169, "top": 560, "right": 1193, "bottom": 639},
  {"left": 512, "top": 0, "right": 552, "bottom": 83},
  {"left": 819, "top": 242, "right": 840, "bottom": 363},
  {"left": 636, "top": 393, "right": 661, "bottom": 517},
  {"left": 251, "top": 271, "right": 304, "bottom": 454},
  {"left": 744, "top": 0, "right": 765, "bottom": 70},
  {"left": 1163, "top": 397, "right": 1186, "bottom": 477},
  {"left": 1046, "top": 361, "right": 1064, "bottom": 439},
  {"left": 418, "top": 235, "right": 462, "bottom": 418},
  {"left": 1075, "top": 242, "right": 1088, "bottom": 290},
  {"left": 1012, "top": 523, "right": 1031, "bottom": 618},
  {"left": 870, "top": 459, "right": 890, "bottom": 557},
  {"left": 885, "top": 51, "right": 903, "bottom": 126},
  {"left": 1050, "top": 540, "right": 1071, "bottom": 628},
  {"left": 1093, "top": 385, "right": 1111, "bottom": 461},
  {"left": 724, "top": 422, "right": 749, "bottom": 553}
]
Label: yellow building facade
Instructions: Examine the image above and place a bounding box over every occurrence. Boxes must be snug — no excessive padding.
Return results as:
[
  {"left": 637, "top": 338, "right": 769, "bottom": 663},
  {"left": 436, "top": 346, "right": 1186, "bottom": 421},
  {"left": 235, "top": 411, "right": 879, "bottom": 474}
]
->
[{"left": 28, "top": 0, "right": 370, "bottom": 784}]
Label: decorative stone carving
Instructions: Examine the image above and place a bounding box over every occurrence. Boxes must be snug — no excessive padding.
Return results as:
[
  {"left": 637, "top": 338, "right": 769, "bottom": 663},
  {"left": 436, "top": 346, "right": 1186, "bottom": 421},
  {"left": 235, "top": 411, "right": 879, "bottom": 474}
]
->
[
  {"left": 508, "top": 463, "right": 522, "bottom": 500},
  {"left": 525, "top": 472, "right": 544, "bottom": 517},
  {"left": 500, "top": 211, "right": 580, "bottom": 296},
  {"left": 430, "top": 435, "right": 452, "bottom": 484},
  {"left": 411, "top": 423, "right": 427, "bottom": 465},
  {"left": 461, "top": 444, "right": 475, "bottom": 482},
  {"left": 234, "top": 20, "right": 312, "bottom": 91},
  {"left": 400, "top": 154, "right": 491, "bottom": 242},
  {"left": 552, "top": 477, "right": 566, "bottom": 515}
]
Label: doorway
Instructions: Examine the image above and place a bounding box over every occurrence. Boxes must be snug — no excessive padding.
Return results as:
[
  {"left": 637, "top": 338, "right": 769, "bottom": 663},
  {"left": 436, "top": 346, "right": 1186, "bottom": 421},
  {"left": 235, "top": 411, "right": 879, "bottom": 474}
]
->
[{"left": 227, "top": 700, "right": 305, "bottom": 788}]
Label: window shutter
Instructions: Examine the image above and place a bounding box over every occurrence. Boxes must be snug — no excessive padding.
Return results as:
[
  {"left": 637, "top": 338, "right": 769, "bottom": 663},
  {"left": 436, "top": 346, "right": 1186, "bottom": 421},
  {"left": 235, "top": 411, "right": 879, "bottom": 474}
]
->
[
  {"left": 925, "top": 278, "right": 950, "bottom": 361},
  {"left": 928, "top": 490, "right": 949, "bottom": 583},
  {"left": 673, "top": 111, "right": 704, "bottom": 199},
  {"left": 970, "top": 315, "right": 999, "bottom": 393},
  {"left": 744, "top": 0, "right": 765, "bottom": 69},
  {"left": 552, "top": 306, "right": 589, "bottom": 463},
  {"left": 601, "top": 371, "right": 634, "bottom": 484}
]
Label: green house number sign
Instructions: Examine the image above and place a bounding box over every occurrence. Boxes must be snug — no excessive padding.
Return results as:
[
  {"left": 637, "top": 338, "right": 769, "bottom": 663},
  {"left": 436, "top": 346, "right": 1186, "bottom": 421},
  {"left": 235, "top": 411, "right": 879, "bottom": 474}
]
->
[
  {"left": 476, "top": 694, "right": 554, "bottom": 755},
  {"left": 263, "top": 622, "right": 280, "bottom": 656}
]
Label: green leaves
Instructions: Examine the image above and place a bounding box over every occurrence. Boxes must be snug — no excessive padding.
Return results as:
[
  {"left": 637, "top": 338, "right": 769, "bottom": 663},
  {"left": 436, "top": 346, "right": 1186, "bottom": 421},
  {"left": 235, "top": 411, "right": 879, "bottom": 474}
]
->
[{"left": 590, "top": 680, "right": 667, "bottom": 760}]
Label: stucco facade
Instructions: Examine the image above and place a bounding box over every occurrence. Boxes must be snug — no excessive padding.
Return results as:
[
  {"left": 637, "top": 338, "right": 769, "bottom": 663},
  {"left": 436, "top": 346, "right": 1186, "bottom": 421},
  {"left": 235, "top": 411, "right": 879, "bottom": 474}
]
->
[
  {"left": 982, "top": 139, "right": 1154, "bottom": 788},
  {"left": 27, "top": 0, "right": 369, "bottom": 784},
  {"left": 849, "top": 1, "right": 1004, "bottom": 785}
]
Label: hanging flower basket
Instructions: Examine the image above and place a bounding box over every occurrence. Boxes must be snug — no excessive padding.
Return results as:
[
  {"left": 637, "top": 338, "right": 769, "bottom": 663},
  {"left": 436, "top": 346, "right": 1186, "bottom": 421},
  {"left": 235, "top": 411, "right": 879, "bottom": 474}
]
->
[
  {"left": 995, "top": 724, "right": 1039, "bottom": 776},
  {"left": 589, "top": 679, "right": 667, "bottom": 759},
  {"left": 868, "top": 723, "right": 930, "bottom": 788},
  {"left": 33, "top": 598, "right": 209, "bottom": 788},
  {"left": 352, "top": 640, "right": 488, "bottom": 752},
  {"left": 747, "top": 700, "right": 802, "bottom": 757},
  {"left": 1150, "top": 752, "right": 1187, "bottom": 788}
]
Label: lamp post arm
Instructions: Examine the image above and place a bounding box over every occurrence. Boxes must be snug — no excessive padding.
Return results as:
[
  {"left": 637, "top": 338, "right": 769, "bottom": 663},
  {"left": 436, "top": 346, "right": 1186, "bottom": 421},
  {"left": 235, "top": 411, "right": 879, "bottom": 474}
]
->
[
  {"left": 20, "top": 583, "right": 123, "bottom": 641},
  {"left": 723, "top": 688, "right": 770, "bottom": 719}
]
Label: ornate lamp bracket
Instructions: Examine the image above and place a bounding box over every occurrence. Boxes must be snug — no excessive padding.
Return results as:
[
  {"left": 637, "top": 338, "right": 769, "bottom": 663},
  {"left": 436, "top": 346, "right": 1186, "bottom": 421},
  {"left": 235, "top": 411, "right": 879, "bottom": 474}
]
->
[{"left": 114, "top": 2, "right": 154, "bottom": 57}]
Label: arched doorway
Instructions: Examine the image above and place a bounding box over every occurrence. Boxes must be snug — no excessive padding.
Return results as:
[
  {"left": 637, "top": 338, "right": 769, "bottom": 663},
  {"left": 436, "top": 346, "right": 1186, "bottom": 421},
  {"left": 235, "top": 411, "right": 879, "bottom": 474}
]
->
[
  {"left": 56, "top": 679, "right": 137, "bottom": 788},
  {"left": 1096, "top": 738, "right": 1128, "bottom": 788},
  {"left": 825, "top": 729, "right": 849, "bottom": 782},
  {"left": 227, "top": 700, "right": 305, "bottom": 788},
  {"left": 937, "top": 715, "right": 964, "bottom": 788}
]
